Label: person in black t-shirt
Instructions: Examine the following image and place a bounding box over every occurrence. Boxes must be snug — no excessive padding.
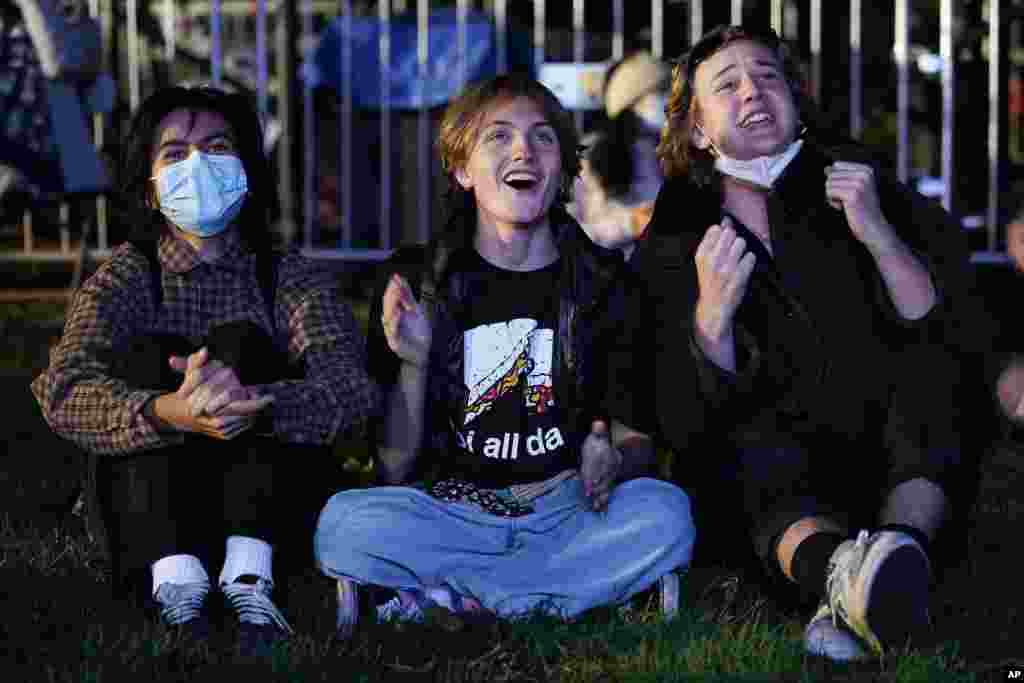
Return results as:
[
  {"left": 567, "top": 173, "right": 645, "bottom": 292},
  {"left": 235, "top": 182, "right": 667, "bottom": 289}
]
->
[{"left": 314, "top": 73, "right": 694, "bottom": 630}]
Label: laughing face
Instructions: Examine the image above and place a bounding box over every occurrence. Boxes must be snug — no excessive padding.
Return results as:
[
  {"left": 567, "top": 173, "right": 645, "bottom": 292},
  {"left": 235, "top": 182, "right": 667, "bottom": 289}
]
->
[
  {"left": 455, "top": 97, "right": 562, "bottom": 232},
  {"left": 690, "top": 40, "right": 799, "bottom": 161}
]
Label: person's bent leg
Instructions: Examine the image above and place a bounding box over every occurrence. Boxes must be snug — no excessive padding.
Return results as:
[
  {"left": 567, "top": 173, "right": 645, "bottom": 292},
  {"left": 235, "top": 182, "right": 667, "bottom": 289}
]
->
[
  {"left": 438, "top": 476, "right": 694, "bottom": 621},
  {"left": 94, "top": 333, "right": 217, "bottom": 609},
  {"left": 315, "top": 486, "right": 516, "bottom": 597}
]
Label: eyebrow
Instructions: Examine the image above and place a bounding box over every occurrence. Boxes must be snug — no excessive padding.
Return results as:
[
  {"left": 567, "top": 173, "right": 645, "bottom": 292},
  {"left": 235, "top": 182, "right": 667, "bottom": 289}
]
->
[
  {"left": 710, "top": 58, "right": 781, "bottom": 83},
  {"left": 157, "top": 131, "right": 234, "bottom": 152},
  {"left": 483, "top": 119, "right": 555, "bottom": 131}
]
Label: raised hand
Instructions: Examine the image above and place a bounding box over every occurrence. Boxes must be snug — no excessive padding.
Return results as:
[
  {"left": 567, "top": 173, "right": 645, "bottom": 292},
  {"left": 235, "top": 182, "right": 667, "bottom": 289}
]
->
[
  {"left": 694, "top": 216, "right": 757, "bottom": 342},
  {"left": 580, "top": 420, "right": 623, "bottom": 514},
  {"left": 824, "top": 161, "right": 897, "bottom": 253},
  {"left": 381, "top": 273, "right": 431, "bottom": 368}
]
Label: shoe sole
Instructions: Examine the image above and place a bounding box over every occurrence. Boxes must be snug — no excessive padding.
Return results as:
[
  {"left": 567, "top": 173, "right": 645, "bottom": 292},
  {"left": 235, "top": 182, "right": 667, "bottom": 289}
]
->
[{"left": 864, "top": 545, "right": 931, "bottom": 650}]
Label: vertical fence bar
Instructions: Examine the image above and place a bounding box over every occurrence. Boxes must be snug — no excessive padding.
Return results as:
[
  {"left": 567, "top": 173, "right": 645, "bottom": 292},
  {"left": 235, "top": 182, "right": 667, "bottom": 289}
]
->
[
  {"left": 127, "top": 0, "right": 140, "bottom": 109},
  {"left": 573, "top": 0, "right": 584, "bottom": 131},
  {"left": 612, "top": 0, "right": 624, "bottom": 61},
  {"left": 940, "top": 0, "right": 955, "bottom": 212},
  {"left": 988, "top": 0, "right": 1002, "bottom": 250},
  {"left": 810, "top": 0, "right": 821, "bottom": 104},
  {"left": 59, "top": 204, "right": 70, "bottom": 254},
  {"left": 690, "top": 0, "right": 703, "bottom": 47},
  {"left": 339, "top": 0, "right": 353, "bottom": 247},
  {"left": 651, "top": 0, "right": 663, "bottom": 59},
  {"left": 91, "top": 0, "right": 107, "bottom": 253},
  {"left": 380, "top": 0, "right": 392, "bottom": 249},
  {"left": 534, "top": 0, "right": 545, "bottom": 71},
  {"left": 256, "top": 0, "right": 268, "bottom": 119},
  {"left": 457, "top": 0, "right": 468, "bottom": 89},
  {"left": 23, "top": 211, "right": 32, "bottom": 254},
  {"left": 496, "top": 0, "right": 508, "bottom": 73},
  {"left": 850, "top": 0, "right": 862, "bottom": 138},
  {"left": 277, "top": 0, "right": 298, "bottom": 244},
  {"left": 771, "top": 0, "right": 783, "bottom": 36},
  {"left": 164, "top": 0, "right": 175, "bottom": 60},
  {"left": 731, "top": 0, "right": 743, "bottom": 26},
  {"left": 417, "top": 0, "right": 430, "bottom": 243},
  {"left": 302, "top": 0, "right": 314, "bottom": 249},
  {"left": 895, "top": 0, "right": 910, "bottom": 183},
  {"left": 211, "top": 0, "right": 221, "bottom": 85}
]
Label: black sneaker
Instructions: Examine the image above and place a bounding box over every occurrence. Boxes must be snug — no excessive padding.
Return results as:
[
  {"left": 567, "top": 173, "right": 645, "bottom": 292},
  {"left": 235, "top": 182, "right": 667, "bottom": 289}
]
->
[{"left": 223, "top": 575, "right": 293, "bottom": 657}]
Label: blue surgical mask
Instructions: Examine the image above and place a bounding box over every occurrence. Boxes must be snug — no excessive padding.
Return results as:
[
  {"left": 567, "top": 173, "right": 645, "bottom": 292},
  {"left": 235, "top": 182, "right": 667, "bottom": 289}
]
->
[{"left": 153, "top": 150, "right": 248, "bottom": 237}]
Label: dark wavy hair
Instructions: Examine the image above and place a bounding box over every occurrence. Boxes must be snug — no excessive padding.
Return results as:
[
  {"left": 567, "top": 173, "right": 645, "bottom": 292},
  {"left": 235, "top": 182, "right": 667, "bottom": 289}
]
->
[
  {"left": 437, "top": 73, "right": 581, "bottom": 220},
  {"left": 656, "top": 25, "right": 822, "bottom": 186},
  {"left": 119, "top": 85, "right": 273, "bottom": 253}
]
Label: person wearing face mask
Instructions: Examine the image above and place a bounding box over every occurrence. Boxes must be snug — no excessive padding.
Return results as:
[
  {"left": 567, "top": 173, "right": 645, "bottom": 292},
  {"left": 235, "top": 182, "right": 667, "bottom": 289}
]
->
[
  {"left": 29, "top": 86, "right": 380, "bottom": 656},
  {"left": 572, "top": 51, "right": 668, "bottom": 261},
  {"left": 609, "top": 25, "right": 992, "bottom": 662},
  {"left": 314, "top": 73, "right": 694, "bottom": 635}
]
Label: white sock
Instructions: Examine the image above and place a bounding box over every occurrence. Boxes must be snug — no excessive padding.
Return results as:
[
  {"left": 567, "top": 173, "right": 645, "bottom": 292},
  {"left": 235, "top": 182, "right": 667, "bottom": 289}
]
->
[
  {"left": 151, "top": 554, "right": 209, "bottom": 598},
  {"left": 218, "top": 536, "right": 274, "bottom": 588}
]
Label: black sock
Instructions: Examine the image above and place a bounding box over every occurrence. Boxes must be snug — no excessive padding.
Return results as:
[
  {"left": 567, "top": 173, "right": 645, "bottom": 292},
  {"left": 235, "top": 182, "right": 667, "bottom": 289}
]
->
[
  {"left": 876, "top": 523, "right": 931, "bottom": 560},
  {"left": 790, "top": 532, "right": 845, "bottom": 600}
]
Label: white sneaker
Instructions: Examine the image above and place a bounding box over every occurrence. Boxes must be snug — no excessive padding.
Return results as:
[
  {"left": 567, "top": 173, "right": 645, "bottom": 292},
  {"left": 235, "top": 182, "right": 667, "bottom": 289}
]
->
[
  {"left": 825, "top": 530, "right": 931, "bottom": 655},
  {"left": 154, "top": 580, "right": 209, "bottom": 627},
  {"left": 804, "top": 602, "right": 869, "bottom": 661},
  {"left": 376, "top": 590, "right": 426, "bottom": 624}
]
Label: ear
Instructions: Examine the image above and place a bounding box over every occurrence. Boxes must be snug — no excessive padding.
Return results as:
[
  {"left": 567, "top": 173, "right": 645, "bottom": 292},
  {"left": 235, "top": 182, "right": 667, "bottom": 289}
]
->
[
  {"left": 454, "top": 165, "right": 473, "bottom": 190},
  {"left": 690, "top": 123, "right": 711, "bottom": 151}
]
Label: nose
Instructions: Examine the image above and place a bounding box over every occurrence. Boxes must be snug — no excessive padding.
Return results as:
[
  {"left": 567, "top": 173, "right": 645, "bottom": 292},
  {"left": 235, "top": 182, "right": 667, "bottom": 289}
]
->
[
  {"left": 739, "top": 74, "right": 761, "bottom": 101},
  {"left": 511, "top": 131, "right": 534, "bottom": 160}
]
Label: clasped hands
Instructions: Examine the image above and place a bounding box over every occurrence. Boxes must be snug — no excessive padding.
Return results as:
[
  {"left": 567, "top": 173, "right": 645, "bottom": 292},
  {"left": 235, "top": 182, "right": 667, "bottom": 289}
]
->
[{"left": 152, "top": 347, "right": 274, "bottom": 440}]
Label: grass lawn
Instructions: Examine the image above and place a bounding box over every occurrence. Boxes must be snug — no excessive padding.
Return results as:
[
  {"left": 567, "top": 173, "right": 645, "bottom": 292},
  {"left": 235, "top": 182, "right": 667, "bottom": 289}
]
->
[{"left": 2, "top": 301, "right": 1022, "bottom": 682}]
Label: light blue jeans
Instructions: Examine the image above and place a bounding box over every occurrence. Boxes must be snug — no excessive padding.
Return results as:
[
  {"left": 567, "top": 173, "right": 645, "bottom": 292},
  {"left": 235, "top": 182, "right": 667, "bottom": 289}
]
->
[{"left": 313, "top": 476, "right": 695, "bottom": 619}]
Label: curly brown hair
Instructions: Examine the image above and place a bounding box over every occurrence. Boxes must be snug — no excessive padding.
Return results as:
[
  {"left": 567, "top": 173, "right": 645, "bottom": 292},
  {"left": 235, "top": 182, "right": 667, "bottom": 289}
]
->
[
  {"left": 656, "top": 25, "right": 816, "bottom": 186},
  {"left": 437, "top": 73, "right": 581, "bottom": 216}
]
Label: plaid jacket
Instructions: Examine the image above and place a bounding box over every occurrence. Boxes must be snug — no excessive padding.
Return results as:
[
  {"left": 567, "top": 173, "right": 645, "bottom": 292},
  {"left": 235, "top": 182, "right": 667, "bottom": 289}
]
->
[{"left": 31, "top": 234, "right": 380, "bottom": 456}]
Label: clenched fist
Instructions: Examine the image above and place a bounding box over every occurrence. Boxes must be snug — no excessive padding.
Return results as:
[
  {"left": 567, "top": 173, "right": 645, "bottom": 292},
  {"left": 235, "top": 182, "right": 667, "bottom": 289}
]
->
[{"left": 694, "top": 216, "right": 756, "bottom": 342}]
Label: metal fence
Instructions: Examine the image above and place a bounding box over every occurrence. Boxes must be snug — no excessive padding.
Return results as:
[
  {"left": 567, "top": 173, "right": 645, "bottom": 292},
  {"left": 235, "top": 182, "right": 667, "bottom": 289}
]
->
[{"left": 3, "top": 0, "right": 1017, "bottom": 265}]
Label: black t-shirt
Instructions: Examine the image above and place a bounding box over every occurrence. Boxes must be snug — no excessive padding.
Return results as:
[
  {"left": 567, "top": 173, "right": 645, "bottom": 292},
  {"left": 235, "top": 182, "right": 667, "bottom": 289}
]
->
[{"left": 449, "top": 250, "right": 575, "bottom": 487}]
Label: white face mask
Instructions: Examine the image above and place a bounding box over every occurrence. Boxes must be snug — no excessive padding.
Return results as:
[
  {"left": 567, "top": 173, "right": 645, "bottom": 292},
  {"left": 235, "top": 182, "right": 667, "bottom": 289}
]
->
[
  {"left": 700, "top": 131, "right": 804, "bottom": 189},
  {"left": 153, "top": 150, "right": 248, "bottom": 237}
]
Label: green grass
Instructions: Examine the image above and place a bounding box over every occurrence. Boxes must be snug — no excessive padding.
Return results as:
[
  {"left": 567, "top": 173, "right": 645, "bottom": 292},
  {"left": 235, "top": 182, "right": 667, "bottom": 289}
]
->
[{"left": 3, "top": 298, "right": 1021, "bottom": 682}]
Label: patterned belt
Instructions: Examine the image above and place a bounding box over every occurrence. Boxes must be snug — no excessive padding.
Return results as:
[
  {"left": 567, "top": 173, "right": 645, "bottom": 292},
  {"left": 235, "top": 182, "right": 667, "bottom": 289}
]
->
[{"left": 424, "top": 469, "right": 578, "bottom": 517}]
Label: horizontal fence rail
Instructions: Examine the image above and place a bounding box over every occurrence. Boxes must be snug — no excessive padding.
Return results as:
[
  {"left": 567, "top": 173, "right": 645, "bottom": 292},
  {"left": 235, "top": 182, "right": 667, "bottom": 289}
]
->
[{"left": 0, "top": 0, "right": 1015, "bottom": 267}]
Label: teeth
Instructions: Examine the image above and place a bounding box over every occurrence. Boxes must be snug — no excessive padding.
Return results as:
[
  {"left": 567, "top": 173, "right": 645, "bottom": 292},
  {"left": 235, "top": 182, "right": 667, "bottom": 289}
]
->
[{"left": 742, "top": 112, "right": 771, "bottom": 127}]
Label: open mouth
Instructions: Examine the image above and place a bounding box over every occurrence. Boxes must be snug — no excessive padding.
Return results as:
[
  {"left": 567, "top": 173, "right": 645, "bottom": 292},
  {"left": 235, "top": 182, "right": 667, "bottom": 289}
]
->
[
  {"left": 504, "top": 171, "right": 541, "bottom": 191},
  {"left": 739, "top": 112, "right": 773, "bottom": 128}
]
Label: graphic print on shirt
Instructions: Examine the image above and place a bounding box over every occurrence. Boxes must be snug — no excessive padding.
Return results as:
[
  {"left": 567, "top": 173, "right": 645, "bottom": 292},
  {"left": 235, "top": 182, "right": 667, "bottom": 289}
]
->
[{"left": 456, "top": 317, "right": 565, "bottom": 462}]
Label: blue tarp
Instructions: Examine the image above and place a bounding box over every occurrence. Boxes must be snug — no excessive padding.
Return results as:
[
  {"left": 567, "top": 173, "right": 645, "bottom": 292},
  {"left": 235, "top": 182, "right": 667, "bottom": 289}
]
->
[{"left": 307, "top": 9, "right": 533, "bottom": 110}]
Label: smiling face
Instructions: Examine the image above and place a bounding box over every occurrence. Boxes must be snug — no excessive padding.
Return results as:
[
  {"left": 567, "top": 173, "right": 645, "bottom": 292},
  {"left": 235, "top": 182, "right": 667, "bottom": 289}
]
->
[
  {"left": 690, "top": 40, "right": 799, "bottom": 161},
  {"left": 454, "top": 97, "right": 562, "bottom": 233}
]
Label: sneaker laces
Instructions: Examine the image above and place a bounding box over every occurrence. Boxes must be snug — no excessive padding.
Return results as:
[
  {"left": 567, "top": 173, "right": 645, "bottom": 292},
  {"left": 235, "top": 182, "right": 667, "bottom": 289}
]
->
[
  {"left": 155, "top": 580, "right": 209, "bottom": 626},
  {"left": 825, "top": 529, "right": 870, "bottom": 629},
  {"left": 223, "top": 577, "right": 294, "bottom": 635}
]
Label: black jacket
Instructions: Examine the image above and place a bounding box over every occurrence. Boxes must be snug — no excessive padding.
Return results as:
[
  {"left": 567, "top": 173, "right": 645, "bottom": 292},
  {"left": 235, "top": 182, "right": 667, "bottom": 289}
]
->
[
  {"left": 618, "top": 141, "right": 990, "bottom": 474},
  {"left": 367, "top": 207, "right": 633, "bottom": 485}
]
